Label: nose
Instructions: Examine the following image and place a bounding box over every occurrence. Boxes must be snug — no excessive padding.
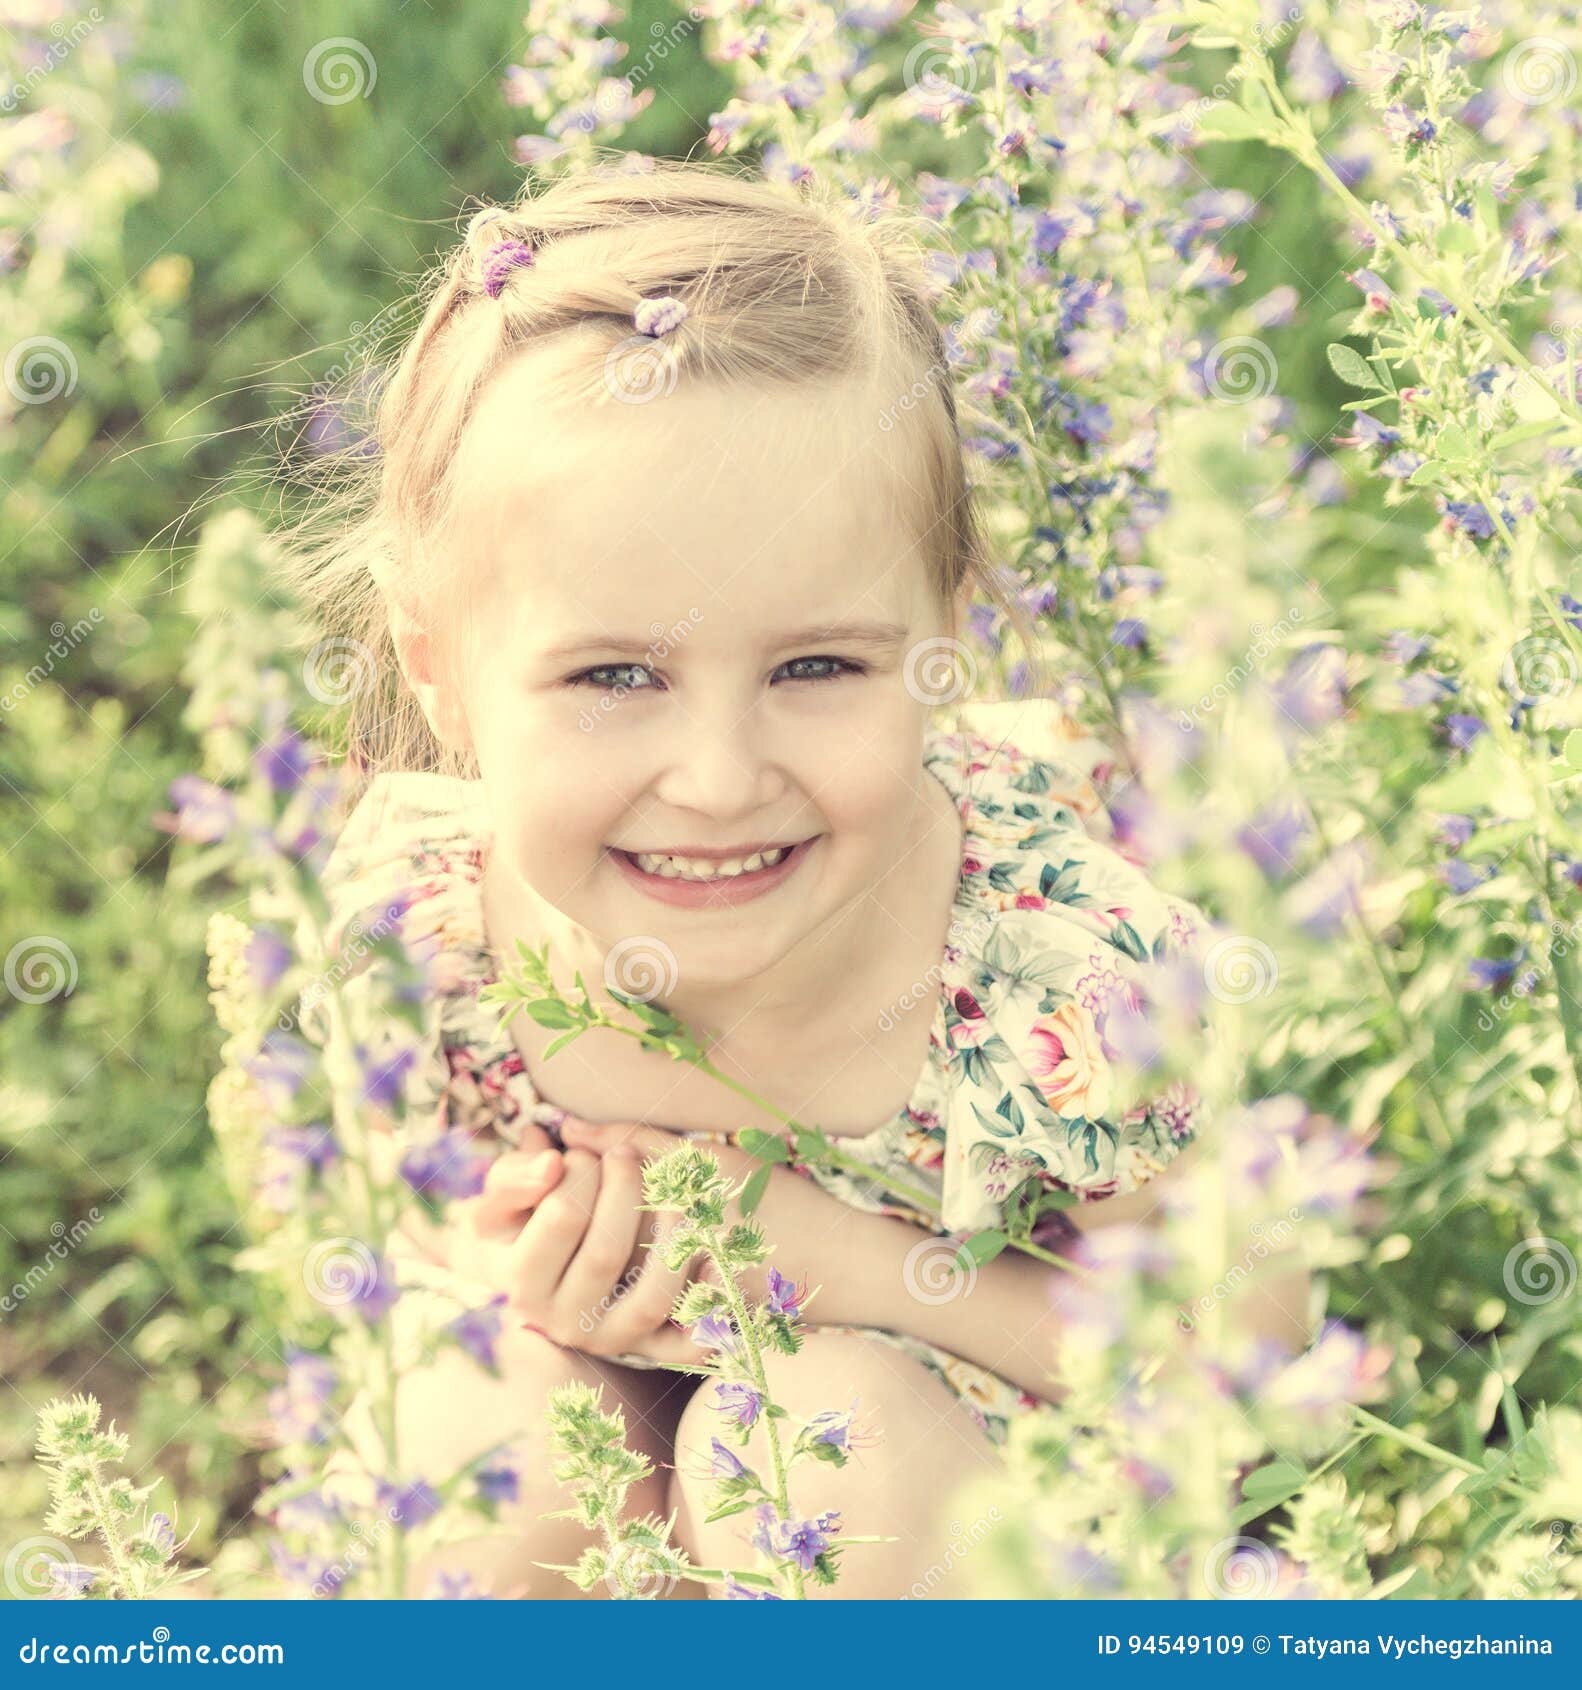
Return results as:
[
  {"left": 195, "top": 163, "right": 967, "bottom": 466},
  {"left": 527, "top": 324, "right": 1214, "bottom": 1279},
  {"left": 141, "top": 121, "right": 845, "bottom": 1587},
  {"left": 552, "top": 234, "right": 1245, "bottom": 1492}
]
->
[{"left": 651, "top": 699, "right": 785, "bottom": 822}]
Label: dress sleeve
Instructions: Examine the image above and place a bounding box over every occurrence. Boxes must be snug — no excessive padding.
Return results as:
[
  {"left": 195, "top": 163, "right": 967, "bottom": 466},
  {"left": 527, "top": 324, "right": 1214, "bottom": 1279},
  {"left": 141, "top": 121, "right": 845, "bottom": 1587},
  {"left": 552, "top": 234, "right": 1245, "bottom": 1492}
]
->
[{"left": 935, "top": 740, "right": 1212, "bottom": 1235}]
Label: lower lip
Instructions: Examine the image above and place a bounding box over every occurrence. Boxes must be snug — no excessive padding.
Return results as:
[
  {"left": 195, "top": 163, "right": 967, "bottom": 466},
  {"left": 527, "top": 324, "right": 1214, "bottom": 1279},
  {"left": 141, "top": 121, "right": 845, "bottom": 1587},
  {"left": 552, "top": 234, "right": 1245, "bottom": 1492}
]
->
[{"left": 609, "top": 837, "right": 817, "bottom": 908}]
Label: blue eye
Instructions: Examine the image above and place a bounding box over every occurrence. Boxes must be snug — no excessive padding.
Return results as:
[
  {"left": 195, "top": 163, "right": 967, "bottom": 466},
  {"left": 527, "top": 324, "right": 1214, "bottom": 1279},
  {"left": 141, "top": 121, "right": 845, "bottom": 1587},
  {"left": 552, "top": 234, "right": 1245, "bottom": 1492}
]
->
[
  {"left": 566, "top": 657, "right": 867, "bottom": 692},
  {"left": 776, "top": 656, "right": 867, "bottom": 684},
  {"left": 570, "top": 663, "right": 658, "bottom": 692}
]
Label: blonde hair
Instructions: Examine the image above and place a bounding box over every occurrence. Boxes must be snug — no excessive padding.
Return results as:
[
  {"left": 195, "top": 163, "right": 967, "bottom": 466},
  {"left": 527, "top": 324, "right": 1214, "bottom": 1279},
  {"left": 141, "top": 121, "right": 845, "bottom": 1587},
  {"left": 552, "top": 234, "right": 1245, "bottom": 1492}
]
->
[{"left": 272, "top": 152, "right": 1043, "bottom": 784}]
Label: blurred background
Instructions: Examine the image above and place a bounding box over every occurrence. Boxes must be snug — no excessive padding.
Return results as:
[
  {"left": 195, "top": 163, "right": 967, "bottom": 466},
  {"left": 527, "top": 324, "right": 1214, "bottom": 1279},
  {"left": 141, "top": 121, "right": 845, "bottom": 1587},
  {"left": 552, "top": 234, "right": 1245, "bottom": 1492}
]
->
[{"left": 4, "top": 0, "right": 1576, "bottom": 1599}]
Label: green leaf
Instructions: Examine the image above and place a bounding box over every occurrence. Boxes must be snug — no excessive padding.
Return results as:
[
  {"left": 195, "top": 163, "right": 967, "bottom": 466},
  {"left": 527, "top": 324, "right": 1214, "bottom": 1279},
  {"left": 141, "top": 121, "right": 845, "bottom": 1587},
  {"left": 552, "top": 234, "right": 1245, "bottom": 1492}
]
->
[
  {"left": 541, "top": 1031, "right": 580, "bottom": 1059},
  {"left": 956, "top": 1228, "right": 1009, "bottom": 1269},
  {"left": 1436, "top": 423, "right": 1473, "bottom": 461},
  {"left": 1407, "top": 460, "right": 1450, "bottom": 486},
  {"left": 737, "top": 1127, "right": 791, "bottom": 1163},
  {"left": 737, "top": 1164, "right": 773, "bottom": 1217},
  {"left": 523, "top": 1000, "right": 579, "bottom": 1029},
  {"left": 1231, "top": 1458, "right": 1308, "bottom": 1527},
  {"left": 1488, "top": 418, "right": 1569, "bottom": 451},
  {"left": 1193, "top": 102, "right": 1275, "bottom": 143},
  {"left": 1326, "top": 342, "right": 1384, "bottom": 390},
  {"left": 1564, "top": 730, "right": 1582, "bottom": 771}
]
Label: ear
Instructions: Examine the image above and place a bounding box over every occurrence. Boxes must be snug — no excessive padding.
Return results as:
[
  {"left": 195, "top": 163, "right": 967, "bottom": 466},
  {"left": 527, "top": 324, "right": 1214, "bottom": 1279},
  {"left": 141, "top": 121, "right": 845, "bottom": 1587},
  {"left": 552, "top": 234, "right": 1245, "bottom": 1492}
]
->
[
  {"left": 386, "top": 594, "right": 474, "bottom": 755},
  {"left": 947, "top": 578, "right": 975, "bottom": 645}
]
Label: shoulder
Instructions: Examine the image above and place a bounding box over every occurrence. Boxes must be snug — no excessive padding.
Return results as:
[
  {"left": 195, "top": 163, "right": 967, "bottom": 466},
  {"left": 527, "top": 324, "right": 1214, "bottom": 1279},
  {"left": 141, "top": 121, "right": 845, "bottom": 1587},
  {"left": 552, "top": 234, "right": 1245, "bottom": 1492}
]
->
[
  {"left": 922, "top": 710, "right": 1212, "bottom": 1233},
  {"left": 316, "top": 770, "right": 493, "bottom": 954}
]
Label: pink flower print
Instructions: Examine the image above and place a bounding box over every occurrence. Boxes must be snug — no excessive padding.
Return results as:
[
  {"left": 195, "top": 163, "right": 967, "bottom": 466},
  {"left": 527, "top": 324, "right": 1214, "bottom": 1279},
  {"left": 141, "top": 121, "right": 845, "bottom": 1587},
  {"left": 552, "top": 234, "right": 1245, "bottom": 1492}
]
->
[
  {"left": 1025, "top": 1001, "right": 1113, "bottom": 1118},
  {"left": 1013, "top": 891, "right": 1047, "bottom": 910},
  {"left": 1150, "top": 1079, "right": 1199, "bottom": 1142}
]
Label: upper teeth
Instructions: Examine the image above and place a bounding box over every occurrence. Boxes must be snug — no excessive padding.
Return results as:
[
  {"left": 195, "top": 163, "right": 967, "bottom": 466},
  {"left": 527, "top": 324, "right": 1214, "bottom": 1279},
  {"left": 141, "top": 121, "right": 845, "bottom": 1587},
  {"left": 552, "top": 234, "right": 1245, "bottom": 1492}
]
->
[{"left": 632, "top": 845, "right": 792, "bottom": 881}]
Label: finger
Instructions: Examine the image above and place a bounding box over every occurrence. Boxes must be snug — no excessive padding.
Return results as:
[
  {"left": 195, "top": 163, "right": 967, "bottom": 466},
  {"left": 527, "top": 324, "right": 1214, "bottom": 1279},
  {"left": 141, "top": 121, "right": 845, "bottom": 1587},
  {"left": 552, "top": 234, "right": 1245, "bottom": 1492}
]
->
[
  {"left": 597, "top": 1220, "right": 700, "bottom": 1350},
  {"left": 619, "top": 1318, "right": 715, "bottom": 1367},
  {"left": 471, "top": 1148, "right": 565, "bottom": 1235},
  {"left": 557, "top": 1116, "right": 684, "bottom": 1163},
  {"left": 507, "top": 1148, "right": 602, "bottom": 1311},
  {"left": 555, "top": 1150, "right": 646, "bottom": 1337}
]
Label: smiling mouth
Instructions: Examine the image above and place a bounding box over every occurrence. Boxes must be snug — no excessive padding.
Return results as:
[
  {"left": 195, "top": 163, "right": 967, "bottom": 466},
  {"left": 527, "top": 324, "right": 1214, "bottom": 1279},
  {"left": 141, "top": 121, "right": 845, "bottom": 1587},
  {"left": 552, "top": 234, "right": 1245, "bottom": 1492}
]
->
[{"left": 611, "top": 842, "right": 808, "bottom": 883}]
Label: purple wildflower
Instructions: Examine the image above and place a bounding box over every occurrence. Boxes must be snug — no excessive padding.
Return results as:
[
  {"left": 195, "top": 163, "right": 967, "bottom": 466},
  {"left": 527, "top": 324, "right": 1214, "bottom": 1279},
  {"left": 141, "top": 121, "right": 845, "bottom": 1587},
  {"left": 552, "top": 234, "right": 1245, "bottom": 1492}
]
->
[
  {"left": 426, "top": 1569, "right": 496, "bottom": 1599},
  {"left": 751, "top": 1503, "right": 842, "bottom": 1573},
  {"left": 691, "top": 1310, "right": 739, "bottom": 1353},
  {"left": 253, "top": 730, "right": 314, "bottom": 795},
  {"left": 161, "top": 774, "right": 236, "bottom": 844},
  {"left": 379, "top": 1478, "right": 442, "bottom": 1532},
  {"left": 350, "top": 1253, "right": 401, "bottom": 1327},
  {"left": 712, "top": 1381, "right": 762, "bottom": 1428},
  {"left": 46, "top": 1561, "right": 97, "bottom": 1597},
  {"left": 474, "top": 1459, "right": 519, "bottom": 1505},
  {"left": 1441, "top": 499, "right": 1495, "bottom": 539},
  {"left": 244, "top": 926, "right": 293, "bottom": 994},
  {"left": 1275, "top": 643, "right": 1348, "bottom": 732},
  {"left": 445, "top": 1295, "right": 508, "bottom": 1372},
  {"left": 802, "top": 1409, "right": 854, "bottom": 1452},
  {"left": 268, "top": 1346, "right": 337, "bottom": 1446},
  {"left": 723, "top": 1575, "right": 783, "bottom": 1599},
  {"left": 1236, "top": 800, "right": 1309, "bottom": 881},
  {"left": 399, "top": 1130, "right": 492, "bottom": 1202},
  {"left": 764, "top": 1266, "right": 804, "bottom": 1321},
  {"left": 356, "top": 1041, "right": 420, "bottom": 1108},
  {"left": 1443, "top": 713, "right": 1487, "bottom": 751},
  {"left": 243, "top": 1032, "right": 316, "bottom": 1111},
  {"left": 1434, "top": 813, "right": 1475, "bottom": 850},
  {"left": 710, "top": 1437, "right": 749, "bottom": 1479}
]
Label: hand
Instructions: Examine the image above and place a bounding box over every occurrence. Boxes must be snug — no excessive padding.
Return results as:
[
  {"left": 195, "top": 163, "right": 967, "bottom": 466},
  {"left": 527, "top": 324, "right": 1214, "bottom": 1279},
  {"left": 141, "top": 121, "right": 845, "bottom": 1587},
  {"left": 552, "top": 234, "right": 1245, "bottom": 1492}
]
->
[
  {"left": 556, "top": 1116, "right": 856, "bottom": 1322},
  {"left": 450, "top": 1143, "right": 705, "bottom": 1364}
]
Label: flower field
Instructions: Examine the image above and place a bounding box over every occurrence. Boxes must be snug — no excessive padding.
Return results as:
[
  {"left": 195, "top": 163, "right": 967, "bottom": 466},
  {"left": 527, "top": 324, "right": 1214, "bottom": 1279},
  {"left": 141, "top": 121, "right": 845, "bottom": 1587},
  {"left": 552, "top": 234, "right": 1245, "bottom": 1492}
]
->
[{"left": 2, "top": 0, "right": 1580, "bottom": 1601}]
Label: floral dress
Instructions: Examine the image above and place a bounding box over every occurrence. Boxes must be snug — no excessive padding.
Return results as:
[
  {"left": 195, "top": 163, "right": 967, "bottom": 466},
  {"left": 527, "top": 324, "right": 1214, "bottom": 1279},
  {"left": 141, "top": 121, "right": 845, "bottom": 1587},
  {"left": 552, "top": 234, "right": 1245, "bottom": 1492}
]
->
[{"left": 307, "top": 706, "right": 1211, "bottom": 1445}]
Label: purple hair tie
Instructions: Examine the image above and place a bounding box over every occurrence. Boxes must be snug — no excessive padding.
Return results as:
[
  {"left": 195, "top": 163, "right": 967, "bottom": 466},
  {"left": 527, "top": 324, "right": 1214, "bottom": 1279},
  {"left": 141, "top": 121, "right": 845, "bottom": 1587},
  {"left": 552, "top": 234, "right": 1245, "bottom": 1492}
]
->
[
  {"left": 480, "top": 239, "right": 535, "bottom": 298},
  {"left": 633, "top": 295, "right": 688, "bottom": 337}
]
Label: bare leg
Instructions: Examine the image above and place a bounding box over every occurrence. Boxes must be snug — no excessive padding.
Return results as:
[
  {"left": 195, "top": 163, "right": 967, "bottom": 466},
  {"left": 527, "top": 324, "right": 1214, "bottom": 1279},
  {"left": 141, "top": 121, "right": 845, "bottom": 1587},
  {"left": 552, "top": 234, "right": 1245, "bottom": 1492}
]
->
[{"left": 667, "top": 1329, "right": 1005, "bottom": 1599}]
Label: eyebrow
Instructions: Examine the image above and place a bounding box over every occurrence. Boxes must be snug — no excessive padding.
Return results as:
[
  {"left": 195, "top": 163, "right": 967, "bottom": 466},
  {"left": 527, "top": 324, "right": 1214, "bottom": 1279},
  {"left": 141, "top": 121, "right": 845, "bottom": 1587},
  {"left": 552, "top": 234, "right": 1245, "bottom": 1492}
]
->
[{"left": 537, "top": 619, "right": 911, "bottom": 662}]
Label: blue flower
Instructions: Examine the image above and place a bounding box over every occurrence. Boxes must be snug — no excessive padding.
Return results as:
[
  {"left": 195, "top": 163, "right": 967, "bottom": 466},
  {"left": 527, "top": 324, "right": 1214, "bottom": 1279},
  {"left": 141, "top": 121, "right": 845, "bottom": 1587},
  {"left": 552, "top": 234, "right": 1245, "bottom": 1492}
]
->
[
  {"left": 244, "top": 1033, "right": 315, "bottom": 1110},
  {"left": 712, "top": 1381, "right": 762, "bottom": 1428},
  {"left": 379, "top": 1478, "right": 442, "bottom": 1531},
  {"left": 426, "top": 1569, "right": 496, "bottom": 1599},
  {"left": 1443, "top": 713, "right": 1487, "bottom": 751},
  {"left": 399, "top": 1130, "right": 492, "bottom": 1202},
  {"left": 475, "top": 1459, "right": 519, "bottom": 1504},
  {"left": 723, "top": 1575, "right": 783, "bottom": 1599},
  {"left": 356, "top": 1041, "right": 420, "bottom": 1108},
  {"left": 764, "top": 1266, "right": 804, "bottom": 1321},
  {"left": 691, "top": 1310, "right": 738, "bottom": 1353},
  {"left": 253, "top": 730, "right": 314, "bottom": 795},
  {"left": 445, "top": 1295, "right": 508, "bottom": 1372},
  {"left": 710, "top": 1437, "right": 748, "bottom": 1479},
  {"left": 162, "top": 774, "right": 235, "bottom": 844}
]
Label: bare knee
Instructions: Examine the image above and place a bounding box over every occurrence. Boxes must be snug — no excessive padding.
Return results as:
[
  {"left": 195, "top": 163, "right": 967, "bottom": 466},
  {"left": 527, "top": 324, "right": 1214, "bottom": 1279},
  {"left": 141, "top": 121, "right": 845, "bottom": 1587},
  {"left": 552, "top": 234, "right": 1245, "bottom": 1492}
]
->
[
  {"left": 335, "top": 1319, "right": 680, "bottom": 1599},
  {"left": 667, "top": 1330, "right": 1004, "bottom": 1599}
]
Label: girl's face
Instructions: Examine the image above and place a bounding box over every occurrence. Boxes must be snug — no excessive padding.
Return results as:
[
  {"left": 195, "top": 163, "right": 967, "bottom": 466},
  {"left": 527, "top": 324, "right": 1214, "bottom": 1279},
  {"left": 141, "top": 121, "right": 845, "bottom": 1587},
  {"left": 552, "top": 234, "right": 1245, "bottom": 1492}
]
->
[{"left": 438, "top": 360, "right": 969, "bottom": 997}]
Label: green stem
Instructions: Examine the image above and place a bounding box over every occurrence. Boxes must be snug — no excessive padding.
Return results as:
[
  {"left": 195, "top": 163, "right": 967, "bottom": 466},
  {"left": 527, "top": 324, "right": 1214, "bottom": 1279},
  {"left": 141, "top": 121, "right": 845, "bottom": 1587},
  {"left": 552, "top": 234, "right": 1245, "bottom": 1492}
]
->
[{"left": 703, "top": 1233, "right": 806, "bottom": 1599}]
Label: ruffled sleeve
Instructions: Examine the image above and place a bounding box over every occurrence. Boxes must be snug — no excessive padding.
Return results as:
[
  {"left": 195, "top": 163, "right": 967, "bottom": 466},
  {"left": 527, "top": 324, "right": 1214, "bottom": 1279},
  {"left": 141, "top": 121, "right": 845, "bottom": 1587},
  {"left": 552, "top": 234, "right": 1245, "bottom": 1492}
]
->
[
  {"left": 290, "top": 771, "right": 532, "bottom": 1148},
  {"left": 928, "top": 722, "right": 1212, "bottom": 1235}
]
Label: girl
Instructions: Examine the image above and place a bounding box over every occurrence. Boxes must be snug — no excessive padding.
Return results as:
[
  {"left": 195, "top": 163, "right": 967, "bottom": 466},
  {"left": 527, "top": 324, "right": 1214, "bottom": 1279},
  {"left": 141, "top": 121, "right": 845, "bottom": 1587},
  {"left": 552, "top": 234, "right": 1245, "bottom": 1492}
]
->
[{"left": 284, "top": 157, "right": 1276, "bottom": 1599}]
